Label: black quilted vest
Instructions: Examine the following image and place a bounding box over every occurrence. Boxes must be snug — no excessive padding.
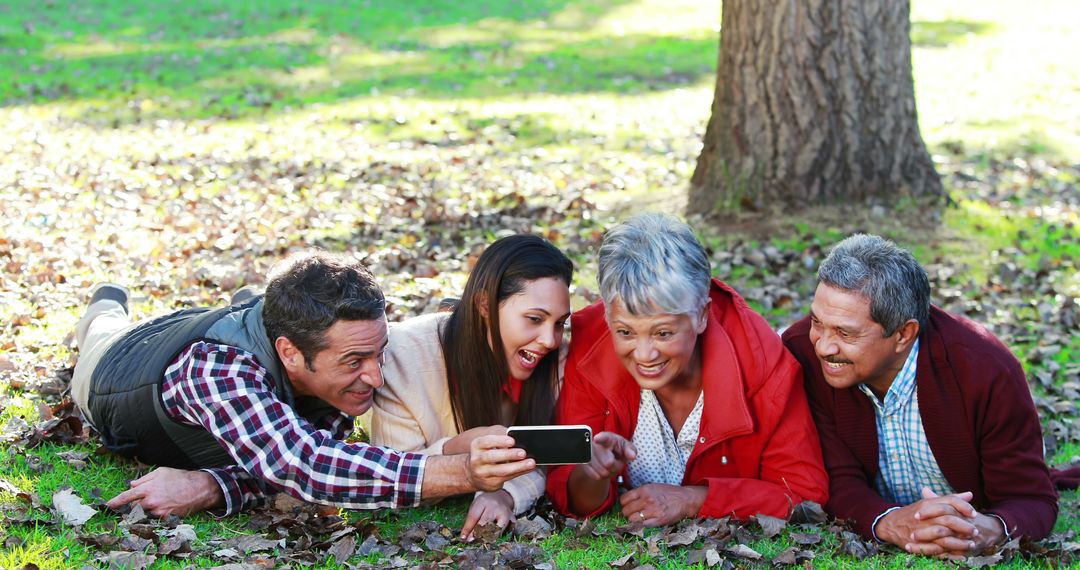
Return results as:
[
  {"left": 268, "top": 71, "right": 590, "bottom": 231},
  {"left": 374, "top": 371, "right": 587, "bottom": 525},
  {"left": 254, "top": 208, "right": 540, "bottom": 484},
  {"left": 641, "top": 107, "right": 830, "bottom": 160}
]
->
[{"left": 87, "top": 297, "right": 335, "bottom": 469}]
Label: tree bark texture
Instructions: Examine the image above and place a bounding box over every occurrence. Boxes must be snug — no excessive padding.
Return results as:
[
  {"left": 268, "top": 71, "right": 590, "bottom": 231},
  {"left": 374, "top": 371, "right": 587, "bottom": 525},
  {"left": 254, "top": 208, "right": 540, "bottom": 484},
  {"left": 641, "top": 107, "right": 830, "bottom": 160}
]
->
[{"left": 689, "top": 0, "right": 943, "bottom": 213}]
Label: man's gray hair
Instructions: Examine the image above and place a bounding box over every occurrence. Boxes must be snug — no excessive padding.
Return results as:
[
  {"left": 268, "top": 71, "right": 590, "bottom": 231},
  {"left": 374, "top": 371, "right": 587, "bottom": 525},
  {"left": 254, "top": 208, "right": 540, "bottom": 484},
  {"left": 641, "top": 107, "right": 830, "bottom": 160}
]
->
[
  {"left": 598, "top": 212, "right": 711, "bottom": 316},
  {"left": 817, "top": 234, "right": 930, "bottom": 336}
]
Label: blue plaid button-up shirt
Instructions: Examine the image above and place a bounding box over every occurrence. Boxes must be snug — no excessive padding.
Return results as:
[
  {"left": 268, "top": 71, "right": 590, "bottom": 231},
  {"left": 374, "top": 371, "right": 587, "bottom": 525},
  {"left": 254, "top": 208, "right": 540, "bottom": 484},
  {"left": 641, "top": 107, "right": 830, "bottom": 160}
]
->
[{"left": 857, "top": 339, "right": 954, "bottom": 505}]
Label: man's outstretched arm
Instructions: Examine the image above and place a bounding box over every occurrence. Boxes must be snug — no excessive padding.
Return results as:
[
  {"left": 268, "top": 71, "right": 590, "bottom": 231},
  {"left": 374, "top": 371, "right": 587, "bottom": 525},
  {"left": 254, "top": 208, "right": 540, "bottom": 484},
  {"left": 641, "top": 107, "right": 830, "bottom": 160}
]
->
[
  {"left": 107, "top": 434, "right": 535, "bottom": 517},
  {"left": 420, "top": 434, "right": 536, "bottom": 499}
]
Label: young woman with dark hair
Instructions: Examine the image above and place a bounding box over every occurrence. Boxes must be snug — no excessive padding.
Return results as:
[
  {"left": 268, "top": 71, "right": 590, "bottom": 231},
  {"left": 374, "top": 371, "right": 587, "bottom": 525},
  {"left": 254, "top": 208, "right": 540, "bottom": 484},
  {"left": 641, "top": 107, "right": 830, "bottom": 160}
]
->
[{"left": 372, "top": 234, "right": 572, "bottom": 540}]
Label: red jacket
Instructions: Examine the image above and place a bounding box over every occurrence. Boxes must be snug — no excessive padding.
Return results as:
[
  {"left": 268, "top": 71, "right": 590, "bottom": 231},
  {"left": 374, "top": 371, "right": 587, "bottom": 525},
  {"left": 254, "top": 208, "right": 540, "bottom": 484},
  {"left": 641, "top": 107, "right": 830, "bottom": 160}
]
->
[
  {"left": 783, "top": 306, "right": 1057, "bottom": 540},
  {"left": 548, "top": 279, "right": 829, "bottom": 519}
]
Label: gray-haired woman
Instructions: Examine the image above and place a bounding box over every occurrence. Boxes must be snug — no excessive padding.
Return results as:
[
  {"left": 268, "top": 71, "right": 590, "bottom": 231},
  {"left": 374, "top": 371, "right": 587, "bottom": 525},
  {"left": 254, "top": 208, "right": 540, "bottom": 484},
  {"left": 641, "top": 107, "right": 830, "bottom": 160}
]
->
[{"left": 546, "top": 213, "right": 828, "bottom": 526}]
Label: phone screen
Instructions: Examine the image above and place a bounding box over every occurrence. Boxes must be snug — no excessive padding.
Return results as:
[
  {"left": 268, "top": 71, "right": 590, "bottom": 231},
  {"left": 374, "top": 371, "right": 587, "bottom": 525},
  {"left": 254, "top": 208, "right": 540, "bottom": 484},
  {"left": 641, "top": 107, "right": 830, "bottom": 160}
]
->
[{"left": 507, "top": 425, "right": 592, "bottom": 465}]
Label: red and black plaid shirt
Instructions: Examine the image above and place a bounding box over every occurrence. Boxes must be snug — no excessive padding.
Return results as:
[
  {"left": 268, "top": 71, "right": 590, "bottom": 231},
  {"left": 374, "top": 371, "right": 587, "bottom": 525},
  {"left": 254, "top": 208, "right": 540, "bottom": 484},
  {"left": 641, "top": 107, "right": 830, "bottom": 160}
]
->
[{"left": 160, "top": 341, "right": 425, "bottom": 515}]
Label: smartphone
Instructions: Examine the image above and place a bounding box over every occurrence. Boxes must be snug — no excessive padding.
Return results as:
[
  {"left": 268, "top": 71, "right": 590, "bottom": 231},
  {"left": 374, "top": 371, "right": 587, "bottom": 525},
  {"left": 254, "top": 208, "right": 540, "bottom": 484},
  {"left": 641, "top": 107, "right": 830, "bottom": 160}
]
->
[{"left": 506, "top": 425, "right": 593, "bottom": 465}]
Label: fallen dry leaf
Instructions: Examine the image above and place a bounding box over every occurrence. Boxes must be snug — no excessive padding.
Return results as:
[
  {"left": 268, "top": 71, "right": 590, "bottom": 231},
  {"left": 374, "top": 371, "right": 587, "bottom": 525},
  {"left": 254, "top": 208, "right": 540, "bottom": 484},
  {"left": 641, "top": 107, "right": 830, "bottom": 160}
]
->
[
  {"left": 498, "top": 542, "right": 547, "bottom": 567},
  {"left": 99, "top": 551, "right": 156, "bottom": 569},
  {"left": 512, "top": 515, "right": 553, "bottom": 541},
  {"left": 471, "top": 521, "right": 503, "bottom": 545},
  {"left": 789, "top": 500, "right": 828, "bottom": 524},
  {"left": 325, "top": 533, "right": 357, "bottom": 563},
  {"left": 965, "top": 553, "right": 1004, "bottom": 568},
  {"left": 169, "top": 523, "right": 198, "bottom": 543},
  {"left": 661, "top": 524, "right": 700, "bottom": 547},
  {"left": 157, "top": 535, "right": 194, "bottom": 557},
  {"left": 753, "top": 513, "right": 786, "bottom": 538},
  {"left": 52, "top": 488, "right": 97, "bottom": 526},
  {"left": 122, "top": 504, "right": 147, "bottom": 525},
  {"left": 836, "top": 530, "right": 878, "bottom": 560},
  {"left": 790, "top": 531, "right": 822, "bottom": 545},
  {"left": 771, "top": 546, "right": 814, "bottom": 565},
  {"left": 725, "top": 543, "right": 762, "bottom": 560}
]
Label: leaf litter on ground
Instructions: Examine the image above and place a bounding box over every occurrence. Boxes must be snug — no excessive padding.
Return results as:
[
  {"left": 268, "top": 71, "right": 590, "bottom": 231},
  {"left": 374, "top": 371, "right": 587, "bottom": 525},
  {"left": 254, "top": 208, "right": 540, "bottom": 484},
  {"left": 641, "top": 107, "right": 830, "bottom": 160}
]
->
[{"left": 0, "top": 73, "right": 1076, "bottom": 568}]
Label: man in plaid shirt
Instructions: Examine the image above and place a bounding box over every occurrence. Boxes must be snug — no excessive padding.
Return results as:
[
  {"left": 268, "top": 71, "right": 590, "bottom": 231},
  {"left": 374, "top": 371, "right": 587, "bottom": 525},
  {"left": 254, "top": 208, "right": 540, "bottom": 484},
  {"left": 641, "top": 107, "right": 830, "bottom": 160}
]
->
[
  {"left": 783, "top": 234, "right": 1061, "bottom": 560},
  {"left": 71, "top": 251, "right": 535, "bottom": 517}
]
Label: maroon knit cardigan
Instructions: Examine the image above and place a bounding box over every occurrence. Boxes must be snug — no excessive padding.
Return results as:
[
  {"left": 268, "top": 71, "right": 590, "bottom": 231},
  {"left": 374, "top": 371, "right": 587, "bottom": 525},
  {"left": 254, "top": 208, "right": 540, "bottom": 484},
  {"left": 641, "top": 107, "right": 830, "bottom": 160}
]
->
[{"left": 783, "top": 306, "right": 1057, "bottom": 540}]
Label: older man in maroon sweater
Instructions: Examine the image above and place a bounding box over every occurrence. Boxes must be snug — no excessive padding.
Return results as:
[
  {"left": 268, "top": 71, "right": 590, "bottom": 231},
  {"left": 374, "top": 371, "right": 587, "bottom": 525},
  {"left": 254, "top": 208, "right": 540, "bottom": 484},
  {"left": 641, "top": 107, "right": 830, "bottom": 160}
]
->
[{"left": 782, "top": 234, "right": 1057, "bottom": 559}]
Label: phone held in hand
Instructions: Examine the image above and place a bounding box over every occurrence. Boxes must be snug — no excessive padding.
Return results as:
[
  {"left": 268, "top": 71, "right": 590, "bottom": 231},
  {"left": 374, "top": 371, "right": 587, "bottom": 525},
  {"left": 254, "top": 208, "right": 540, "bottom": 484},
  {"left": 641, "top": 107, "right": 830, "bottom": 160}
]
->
[{"left": 506, "top": 425, "right": 592, "bottom": 465}]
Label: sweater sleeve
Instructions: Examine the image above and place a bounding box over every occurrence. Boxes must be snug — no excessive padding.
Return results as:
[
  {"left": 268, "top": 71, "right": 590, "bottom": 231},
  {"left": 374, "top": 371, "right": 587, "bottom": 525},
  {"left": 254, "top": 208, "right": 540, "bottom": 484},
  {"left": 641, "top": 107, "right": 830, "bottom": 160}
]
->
[
  {"left": 693, "top": 347, "right": 829, "bottom": 519},
  {"left": 371, "top": 314, "right": 455, "bottom": 456},
  {"left": 966, "top": 344, "right": 1057, "bottom": 540},
  {"left": 783, "top": 326, "right": 899, "bottom": 538},
  {"left": 370, "top": 388, "right": 451, "bottom": 456}
]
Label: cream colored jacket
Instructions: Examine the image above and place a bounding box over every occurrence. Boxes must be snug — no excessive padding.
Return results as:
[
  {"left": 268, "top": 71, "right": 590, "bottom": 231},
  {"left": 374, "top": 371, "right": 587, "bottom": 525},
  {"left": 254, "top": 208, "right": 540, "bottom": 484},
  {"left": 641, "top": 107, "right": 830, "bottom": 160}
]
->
[{"left": 372, "top": 312, "right": 546, "bottom": 514}]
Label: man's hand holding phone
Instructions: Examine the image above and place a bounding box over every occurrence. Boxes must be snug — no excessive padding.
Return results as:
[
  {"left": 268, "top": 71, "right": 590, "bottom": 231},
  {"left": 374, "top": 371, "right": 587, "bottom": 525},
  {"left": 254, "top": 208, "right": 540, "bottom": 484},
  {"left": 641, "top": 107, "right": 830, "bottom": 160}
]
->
[{"left": 464, "top": 434, "right": 536, "bottom": 492}]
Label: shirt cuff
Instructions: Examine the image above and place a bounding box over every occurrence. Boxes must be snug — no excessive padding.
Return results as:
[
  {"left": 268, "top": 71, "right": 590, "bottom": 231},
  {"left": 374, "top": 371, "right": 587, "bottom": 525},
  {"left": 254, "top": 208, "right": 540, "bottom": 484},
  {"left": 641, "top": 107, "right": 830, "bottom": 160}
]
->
[
  {"left": 871, "top": 506, "right": 903, "bottom": 543},
  {"left": 987, "top": 513, "right": 1011, "bottom": 542},
  {"left": 394, "top": 452, "right": 428, "bottom": 508},
  {"left": 201, "top": 468, "right": 239, "bottom": 517}
]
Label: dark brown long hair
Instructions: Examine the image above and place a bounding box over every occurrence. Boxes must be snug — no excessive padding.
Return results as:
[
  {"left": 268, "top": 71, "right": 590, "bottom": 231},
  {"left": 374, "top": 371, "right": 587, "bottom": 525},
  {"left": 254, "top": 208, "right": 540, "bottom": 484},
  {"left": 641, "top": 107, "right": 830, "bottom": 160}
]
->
[{"left": 442, "top": 234, "right": 573, "bottom": 430}]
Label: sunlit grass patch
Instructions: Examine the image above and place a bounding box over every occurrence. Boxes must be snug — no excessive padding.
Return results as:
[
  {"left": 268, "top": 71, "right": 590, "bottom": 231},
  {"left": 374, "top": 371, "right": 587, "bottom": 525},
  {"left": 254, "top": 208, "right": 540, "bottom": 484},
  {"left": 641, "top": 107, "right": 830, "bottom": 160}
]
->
[
  {"left": 0, "top": 534, "right": 74, "bottom": 570},
  {"left": 0, "top": 394, "right": 42, "bottom": 426},
  {"left": 913, "top": 0, "right": 1080, "bottom": 159},
  {"left": 910, "top": 19, "right": 997, "bottom": 48},
  {"left": 2, "top": 0, "right": 720, "bottom": 122}
]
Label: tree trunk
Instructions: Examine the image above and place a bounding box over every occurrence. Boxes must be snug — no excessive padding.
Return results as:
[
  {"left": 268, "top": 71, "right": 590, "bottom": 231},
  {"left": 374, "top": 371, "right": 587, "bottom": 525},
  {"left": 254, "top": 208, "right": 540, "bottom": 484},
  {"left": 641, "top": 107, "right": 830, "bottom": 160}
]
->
[{"left": 688, "top": 0, "right": 943, "bottom": 213}]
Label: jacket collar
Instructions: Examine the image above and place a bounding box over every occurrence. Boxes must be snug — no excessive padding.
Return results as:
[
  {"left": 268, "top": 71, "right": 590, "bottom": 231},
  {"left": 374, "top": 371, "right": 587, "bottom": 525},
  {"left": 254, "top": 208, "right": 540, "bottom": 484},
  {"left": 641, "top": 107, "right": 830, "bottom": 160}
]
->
[{"left": 574, "top": 279, "right": 755, "bottom": 443}]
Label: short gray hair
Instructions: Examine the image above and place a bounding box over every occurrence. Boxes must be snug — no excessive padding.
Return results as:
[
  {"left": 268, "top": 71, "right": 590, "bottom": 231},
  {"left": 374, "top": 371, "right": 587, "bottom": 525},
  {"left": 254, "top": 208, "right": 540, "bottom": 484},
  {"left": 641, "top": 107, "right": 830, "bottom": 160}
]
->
[
  {"left": 817, "top": 234, "right": 930, "bottom": 336},
  {"left": 598, "top": 213, "right": 711, "bottom": 316}
]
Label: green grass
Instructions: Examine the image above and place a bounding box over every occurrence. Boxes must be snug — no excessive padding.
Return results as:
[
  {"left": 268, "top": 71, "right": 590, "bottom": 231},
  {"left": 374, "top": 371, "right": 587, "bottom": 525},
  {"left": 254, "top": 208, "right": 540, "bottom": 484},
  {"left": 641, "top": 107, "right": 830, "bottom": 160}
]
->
[
  {"left": 0, "top": 0, "right": 716, "bottom": 123},
  {"left": 910, "top": 19, "right": 998, "bottom": 48},
  {"left": 2, "top": 440, "right": 1077, "bottom": 568},
  {"left": 912, "top": 0, "right": 1080, "bottom": 160}
]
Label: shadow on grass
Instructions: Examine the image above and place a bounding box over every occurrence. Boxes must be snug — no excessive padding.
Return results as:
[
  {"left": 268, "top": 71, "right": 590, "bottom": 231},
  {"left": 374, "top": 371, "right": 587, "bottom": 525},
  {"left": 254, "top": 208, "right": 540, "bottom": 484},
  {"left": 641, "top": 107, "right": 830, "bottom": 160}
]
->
[
  {"left": 0, "top": 0, "right": 718, "bottom": 124},
  {"left": 910, "top": 19, "right": 997, "bottom": 48}
]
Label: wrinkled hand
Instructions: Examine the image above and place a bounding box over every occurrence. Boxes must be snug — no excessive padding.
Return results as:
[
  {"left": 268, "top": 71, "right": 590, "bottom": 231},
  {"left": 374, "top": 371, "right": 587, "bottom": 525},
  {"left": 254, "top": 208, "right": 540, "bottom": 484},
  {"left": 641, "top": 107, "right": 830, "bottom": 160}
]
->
[
  {"left": 105, "top": 467, "right": 223, "bottom": 517},
  {"left": 578, "top": 431, "right": 637, "bottom": 481},
  {"left": 902, "top": 488, "right": 1006, "bottom": 559},
  {"left": 443, "top": 425, "right": 509, "bottom": 455},
  {"left": 620, "top": 483, "right": 706, "bottom": 527},
  {"left": 465, "top": 434, "right": 536, "bottom": 493},
  {"left": 875, "top": 487, "right": 986, "bottom": 559},
  {"left": 461, "top": 490, "right": 514, "bottom": 541}
]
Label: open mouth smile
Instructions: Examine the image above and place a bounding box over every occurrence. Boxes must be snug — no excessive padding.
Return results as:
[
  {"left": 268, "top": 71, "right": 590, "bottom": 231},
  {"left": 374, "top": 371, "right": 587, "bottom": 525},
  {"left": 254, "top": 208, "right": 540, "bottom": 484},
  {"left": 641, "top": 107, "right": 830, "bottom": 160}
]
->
[
  {"left": 635, "top": 361, "right": 668, "bottom": 377},
  {"left": 821, "top": 357, "right": 852, "bottom": 371},
  {"left": 518, "top": 349, "right": 545, "bottom": 369}
]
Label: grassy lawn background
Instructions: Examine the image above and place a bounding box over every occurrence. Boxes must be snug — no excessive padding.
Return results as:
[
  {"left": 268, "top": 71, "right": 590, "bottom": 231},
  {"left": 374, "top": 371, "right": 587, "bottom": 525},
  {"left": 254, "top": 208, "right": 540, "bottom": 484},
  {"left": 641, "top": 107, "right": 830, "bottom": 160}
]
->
[{"left": 0, "top": 0, "right": 1077, "bottom": 567}]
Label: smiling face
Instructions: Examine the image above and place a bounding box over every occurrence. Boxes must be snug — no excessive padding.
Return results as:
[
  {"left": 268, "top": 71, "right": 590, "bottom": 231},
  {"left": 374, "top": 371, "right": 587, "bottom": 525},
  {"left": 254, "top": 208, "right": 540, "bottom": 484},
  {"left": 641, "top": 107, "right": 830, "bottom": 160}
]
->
[
  {"left": 808, "top": 283, "right": 917, "bottom": 396},
  {"left": 606, "top": 299, "right": 707, "bottom": 394},
  {"left": 280, "top": 316, "right": 389, "bottom": 417},
  {"left": 496, "top": 276, "right": 571, "bottom": 381}
]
